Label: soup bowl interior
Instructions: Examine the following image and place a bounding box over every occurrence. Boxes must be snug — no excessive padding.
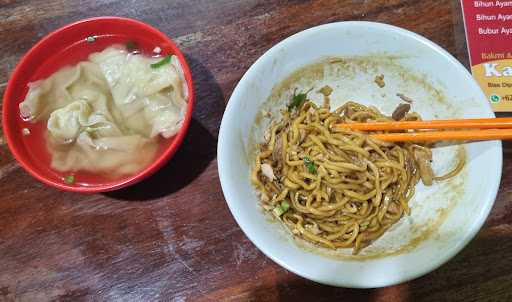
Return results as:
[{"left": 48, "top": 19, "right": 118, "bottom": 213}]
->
[
  {"left": 3, "top": 17, "right": 194, "bottom": 192},
  {"left": 217, "top": 21, "right": 502, "bottom": 287}
]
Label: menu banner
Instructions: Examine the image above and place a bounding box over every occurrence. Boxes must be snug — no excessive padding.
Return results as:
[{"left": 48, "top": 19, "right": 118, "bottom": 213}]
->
[{"left": 461, "top": 0, "right": 512, "bottom": 111}]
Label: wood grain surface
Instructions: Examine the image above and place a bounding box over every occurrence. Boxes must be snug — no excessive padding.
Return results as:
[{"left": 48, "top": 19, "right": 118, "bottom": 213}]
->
[{"left": 1, "top": 1, "right": 511, "bottom": 301}]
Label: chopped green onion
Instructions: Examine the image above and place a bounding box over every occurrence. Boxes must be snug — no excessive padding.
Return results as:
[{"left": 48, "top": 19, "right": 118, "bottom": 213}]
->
[
  {"left": 84, "top": 127, "right": 99, "bottom": 133},
  {"left": 281, "top": 201, "right": 290, "bottom": 212},
  {"left": 64, "top": 175, "right": 75, "bottom": 184},
  {"left": 304, "top": 157, "right": 317, "bottom": 174},
  {"left": 273, "top": 201, "right": 290, "bottom": 217},
  {"left": 272, "top": 205, "right": 285, "bottom": 217},
  {"left": 287, "top": 91, "right": 308, "bottom": 111},
  {"left": 150, "top": 55, "right": 172, "bottom": 68},
  {"left": 126, "top": 41, "right": 138, "bottom": 51},
  {"left": 85, "top": 36, "right": 97, "bottom": 43}
]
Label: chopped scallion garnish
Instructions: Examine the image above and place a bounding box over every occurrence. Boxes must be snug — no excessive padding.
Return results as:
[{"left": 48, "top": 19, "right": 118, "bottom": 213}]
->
[
  {"left": 84, "top": 127, "right": 99, "bottom": 133},
  {"left": 64, "top": 175, "right": 75, "bottom": 184},
  {"left": 273, "top": 206, "right": 285, "bottom": 217},
  {"left": 126, "top": 41, "right": 138, "bottom": 51},
  {"left": 304, "top": 157, "right": 317, "bottom": 174},
  {"left": 281, "top": 201, "right": 290, "bottom": 212},
  {"left": 150, "top": 55, "right": 172, "bottom": 68},
  {"left": 273, "top": 201, "right": 291, "bottom": 217},
  {"left": 287, "top": 91, "right": 308, "bottom": 111}
]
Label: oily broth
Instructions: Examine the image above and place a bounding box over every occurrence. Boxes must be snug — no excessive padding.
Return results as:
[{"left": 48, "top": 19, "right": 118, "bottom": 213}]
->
[
  {"left": 24, "top": 35, "right": 165, "bottom": 81},
  {"left": 18, "top": 36, "right": 175, "bottom": 186},
  {"left": 20, "top": 121, "right": 168, "bottom": 186}
]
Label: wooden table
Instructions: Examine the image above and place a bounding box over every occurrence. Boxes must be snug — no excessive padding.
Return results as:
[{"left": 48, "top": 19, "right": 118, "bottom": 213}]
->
[{"left": 1, "top": 1, "right": 511, "bottom": 301}]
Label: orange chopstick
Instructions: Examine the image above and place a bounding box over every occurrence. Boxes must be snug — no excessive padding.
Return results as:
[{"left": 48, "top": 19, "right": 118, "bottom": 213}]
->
[
  {"left": 335, "top": 117, "right": 512, "bottom": 131},
  {"left": 369, "top": 129, "right": 512, "bottom": 142}
]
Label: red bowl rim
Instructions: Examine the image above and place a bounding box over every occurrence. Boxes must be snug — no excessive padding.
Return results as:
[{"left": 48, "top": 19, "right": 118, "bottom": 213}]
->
[{"left": 2, "top": 16, "right": 195, "bottom": 193}]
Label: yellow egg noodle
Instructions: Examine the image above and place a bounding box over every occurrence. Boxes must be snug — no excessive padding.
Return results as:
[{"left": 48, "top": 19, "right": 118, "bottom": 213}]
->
[{"left": 252, "top": 96, "right": 464, "bottom": 254}]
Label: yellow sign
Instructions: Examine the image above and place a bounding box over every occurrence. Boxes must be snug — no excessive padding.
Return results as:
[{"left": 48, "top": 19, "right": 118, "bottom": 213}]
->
[{"left": 472, "top": 59, "right": 512, "bottom": 111}]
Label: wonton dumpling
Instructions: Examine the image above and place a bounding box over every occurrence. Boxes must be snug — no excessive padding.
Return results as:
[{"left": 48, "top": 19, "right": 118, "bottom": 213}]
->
[
  {"left": 47, "top": 100, "right": 91, "bottom": 142},
  {"left": 90, "top": 46, "right": 187, "bottom": 138},
  {"left": 20, "top": 62, "right": 107, "bottom": 121},
  {"left": 47, "top": 98, "right": 122, "bottom": 143},
  {"left": 144, "top": 92, "right": 187, "bottom": 138},
  {"left": 49, "top": 132, "right": 157, "bottom": 175},
  {"left": 90, "top": 47, "right": 181, "bottom": 103},
  {"left": 171, "top": 55, "right": 188, "bottom": 100}
]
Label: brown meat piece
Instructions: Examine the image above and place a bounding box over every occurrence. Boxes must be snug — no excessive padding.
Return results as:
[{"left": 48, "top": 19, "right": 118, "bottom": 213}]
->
[
  {"left": 374, "top": 74, "right": 385, "bottom": 88},
  {"left": 391, "top": 103, "right": 411, "bottom": 121},
  {"left": 413, "top": 148, "right": 434, "bottom": 186}
]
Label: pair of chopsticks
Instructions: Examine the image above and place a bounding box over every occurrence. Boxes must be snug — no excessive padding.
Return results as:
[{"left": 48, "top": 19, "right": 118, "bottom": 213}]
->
[{"left": 334, "top": 117, "right": 512, "bottom": 142}]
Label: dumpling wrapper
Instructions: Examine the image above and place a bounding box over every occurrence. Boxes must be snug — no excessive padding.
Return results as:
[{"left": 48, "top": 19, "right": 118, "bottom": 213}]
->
[
  {"left": 46, "top": 97, "right": 157, "bottom": 176},
  {"left": 49, "top": 132, "right": 157, "bottom": 176},
  {"left": 89, "top": 47, "right": 187, "bottom": 138},
  {"left": 47, "top": 98, "right": 122, "bottom": 143},
  {"left": 20, "top": 62, "right": 108, "bottom": 121}
]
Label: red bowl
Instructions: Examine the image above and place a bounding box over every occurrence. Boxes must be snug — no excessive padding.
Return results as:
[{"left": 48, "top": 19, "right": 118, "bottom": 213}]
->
[{"left": 2, "top": 17, "right": 194, "bottom": 193}]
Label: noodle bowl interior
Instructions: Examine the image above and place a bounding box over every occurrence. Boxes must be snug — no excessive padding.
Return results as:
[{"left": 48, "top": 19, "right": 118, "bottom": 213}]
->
[{"left": 251, "top": 90, "right": 464, "bottom": 254}]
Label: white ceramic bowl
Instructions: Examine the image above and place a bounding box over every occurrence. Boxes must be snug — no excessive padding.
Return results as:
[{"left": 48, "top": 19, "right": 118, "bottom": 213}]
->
[{"left": 217, "top": 22, "right": 502, "bottom": 288}]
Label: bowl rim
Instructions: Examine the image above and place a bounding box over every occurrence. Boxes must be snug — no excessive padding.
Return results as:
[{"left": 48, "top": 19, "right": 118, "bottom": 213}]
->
[
  {"left": 217, "top": 21, "right": 502, "bottom": 287},
  {"left": 2, "top": 16, "right": 195, "bottom": 193}
]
